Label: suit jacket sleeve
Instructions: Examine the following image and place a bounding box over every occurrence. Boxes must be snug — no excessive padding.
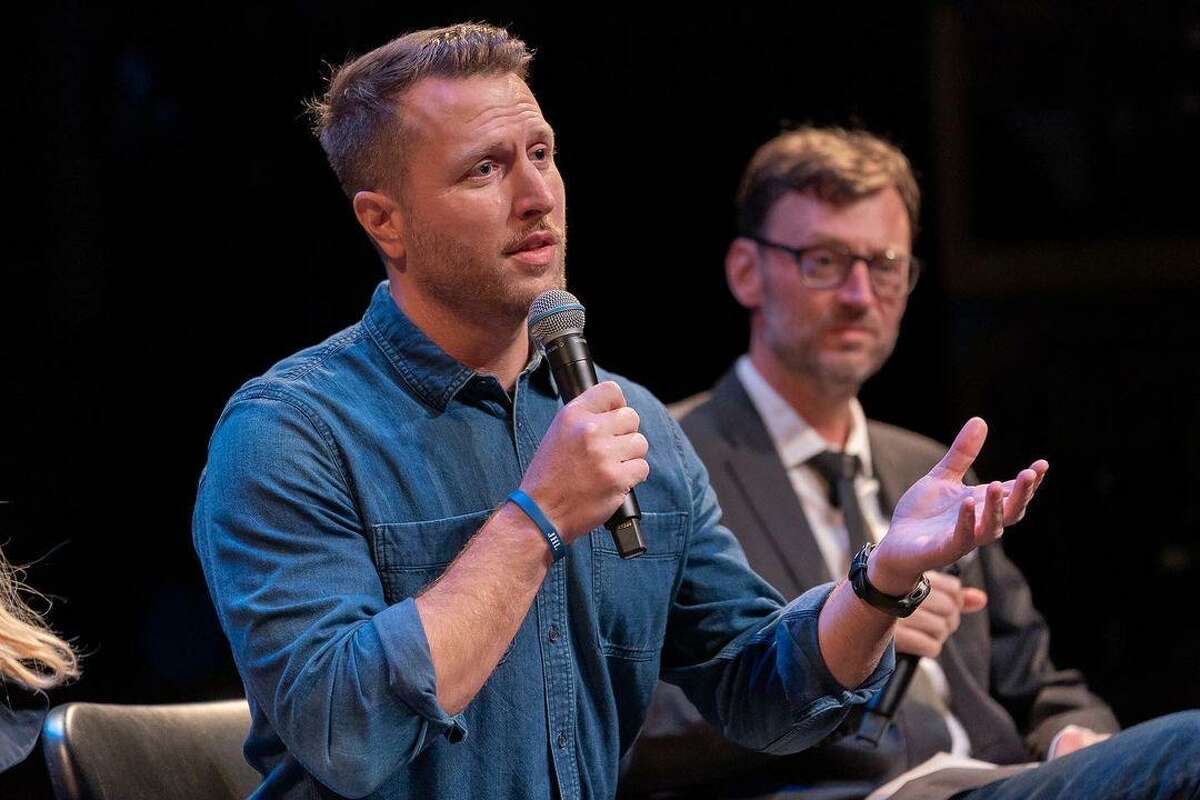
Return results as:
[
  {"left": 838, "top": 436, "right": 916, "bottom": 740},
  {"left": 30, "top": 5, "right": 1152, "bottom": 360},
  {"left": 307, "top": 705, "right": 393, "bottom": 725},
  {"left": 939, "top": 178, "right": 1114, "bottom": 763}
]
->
[{"left": 980, "top": 543, "right": 1120, "bottom": 756}]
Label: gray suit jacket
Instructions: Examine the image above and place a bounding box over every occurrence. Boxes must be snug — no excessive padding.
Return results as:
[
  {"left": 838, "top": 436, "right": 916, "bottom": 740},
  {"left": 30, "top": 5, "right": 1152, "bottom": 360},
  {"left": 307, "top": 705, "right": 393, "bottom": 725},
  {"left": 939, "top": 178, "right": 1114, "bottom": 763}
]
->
[{"left": 619, "top": 368, "right": 1118, "bottom": 800}]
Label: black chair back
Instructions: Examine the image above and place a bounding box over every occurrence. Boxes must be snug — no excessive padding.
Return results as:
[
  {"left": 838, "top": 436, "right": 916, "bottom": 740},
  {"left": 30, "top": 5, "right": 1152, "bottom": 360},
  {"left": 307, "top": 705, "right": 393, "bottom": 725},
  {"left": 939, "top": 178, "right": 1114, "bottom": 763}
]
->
[{"left": 41, "top": 699, "right": 260, "bottom": 800}]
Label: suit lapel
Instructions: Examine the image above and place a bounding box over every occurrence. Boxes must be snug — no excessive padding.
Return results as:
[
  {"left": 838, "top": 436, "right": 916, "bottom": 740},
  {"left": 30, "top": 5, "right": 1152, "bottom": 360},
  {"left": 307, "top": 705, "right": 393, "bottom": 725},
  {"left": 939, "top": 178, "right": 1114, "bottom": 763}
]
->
[
  {"left": 709, "top": 371, "right": 833, "bottom": 593},
  {"left": 867, "top": 425, "right": 907, "bottom": 517}
]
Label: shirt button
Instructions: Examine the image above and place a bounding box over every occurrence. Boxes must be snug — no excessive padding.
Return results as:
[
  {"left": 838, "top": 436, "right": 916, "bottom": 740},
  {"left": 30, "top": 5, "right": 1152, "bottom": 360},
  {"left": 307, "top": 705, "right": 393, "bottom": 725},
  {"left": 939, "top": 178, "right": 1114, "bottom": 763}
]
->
[
  {"left": 547, "top": 625, "right": 560, "bottom": 643},
  {"left": 557, "top": 732, "right": 568, "bottom": 749}
]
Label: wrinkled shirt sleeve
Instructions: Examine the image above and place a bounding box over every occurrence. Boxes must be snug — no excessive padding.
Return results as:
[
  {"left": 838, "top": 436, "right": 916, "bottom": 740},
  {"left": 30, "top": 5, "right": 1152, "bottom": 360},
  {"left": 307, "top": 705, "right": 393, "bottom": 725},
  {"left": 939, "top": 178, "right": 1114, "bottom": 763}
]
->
[
  {"left": 192, "top": 393, "right": 465, "bottom": 797},
  {"left": 658, "top": 412, "right": 894, "bottom": 754}
]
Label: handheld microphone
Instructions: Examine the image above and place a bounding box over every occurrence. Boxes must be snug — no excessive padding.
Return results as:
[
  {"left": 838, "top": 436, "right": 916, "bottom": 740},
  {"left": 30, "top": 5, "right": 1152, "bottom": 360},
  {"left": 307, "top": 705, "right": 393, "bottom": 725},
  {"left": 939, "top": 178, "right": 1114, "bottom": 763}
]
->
[
  {"left": 855, "top": 655, "right": 919, "bottom": 746},
  {"left": 855, "top": 563, "right": 961, "bottom": 745},
  {"left": 527, "top": 289, "right": 646, "bottom": 559}
]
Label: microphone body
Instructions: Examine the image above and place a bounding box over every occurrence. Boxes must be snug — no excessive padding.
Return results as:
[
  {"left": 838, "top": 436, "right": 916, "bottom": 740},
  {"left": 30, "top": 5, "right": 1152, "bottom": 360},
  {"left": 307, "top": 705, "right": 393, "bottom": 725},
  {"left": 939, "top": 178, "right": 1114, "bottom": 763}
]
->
[
  {"left": 541, "top": 331, "right": 646, "bottom": 559},
  {"left": 855, "top": 563, "right": 960, "bottom": 745},
  {"left": 854, "top": 654, "right": 919, "bottom": 745}
]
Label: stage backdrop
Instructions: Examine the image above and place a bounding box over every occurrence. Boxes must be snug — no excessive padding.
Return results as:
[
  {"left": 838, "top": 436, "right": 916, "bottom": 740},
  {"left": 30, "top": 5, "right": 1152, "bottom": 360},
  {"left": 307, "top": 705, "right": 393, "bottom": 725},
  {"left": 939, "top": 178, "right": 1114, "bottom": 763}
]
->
[{"left": 4, "top": 2, "right": 1198, "bottom": 726}]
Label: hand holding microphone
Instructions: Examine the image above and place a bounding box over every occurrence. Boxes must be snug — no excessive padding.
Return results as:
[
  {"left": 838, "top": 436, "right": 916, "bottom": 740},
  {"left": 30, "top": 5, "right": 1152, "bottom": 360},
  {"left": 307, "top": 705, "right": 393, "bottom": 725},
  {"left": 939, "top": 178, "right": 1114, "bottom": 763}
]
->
[
  {"left": 518, "top": 290, "right": 648, "bottom": 558},
  {"left": 518, "top": 380, "right": 649, "bottom": 547},
  {"left": 894, "top": 571, "right": 988, "bottom": 659}
]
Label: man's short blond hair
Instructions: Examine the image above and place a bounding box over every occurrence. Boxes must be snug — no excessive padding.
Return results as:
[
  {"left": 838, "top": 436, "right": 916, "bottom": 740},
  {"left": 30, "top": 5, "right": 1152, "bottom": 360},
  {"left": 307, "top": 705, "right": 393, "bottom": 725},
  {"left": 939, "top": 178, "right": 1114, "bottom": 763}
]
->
[
  {"left": 308, "top": 23, "right": 532, "bottom": 198},
  {"left": 736, "top": 127, "right": 920, "bottom": 237}
]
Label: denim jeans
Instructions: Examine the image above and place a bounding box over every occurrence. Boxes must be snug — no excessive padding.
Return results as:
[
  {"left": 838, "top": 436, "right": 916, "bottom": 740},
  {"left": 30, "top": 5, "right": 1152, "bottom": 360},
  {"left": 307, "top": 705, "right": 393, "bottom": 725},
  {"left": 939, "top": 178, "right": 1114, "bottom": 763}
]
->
[{"left": 955, "top": 711, "right": 1200, "bottom": 800}]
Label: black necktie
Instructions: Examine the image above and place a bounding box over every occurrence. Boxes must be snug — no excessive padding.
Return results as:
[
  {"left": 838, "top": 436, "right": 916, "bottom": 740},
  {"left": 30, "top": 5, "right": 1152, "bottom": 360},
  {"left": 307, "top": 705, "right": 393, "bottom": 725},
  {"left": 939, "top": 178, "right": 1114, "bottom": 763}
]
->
[{"left": 807, "top": 450, "right": 869, "bottom": 562}]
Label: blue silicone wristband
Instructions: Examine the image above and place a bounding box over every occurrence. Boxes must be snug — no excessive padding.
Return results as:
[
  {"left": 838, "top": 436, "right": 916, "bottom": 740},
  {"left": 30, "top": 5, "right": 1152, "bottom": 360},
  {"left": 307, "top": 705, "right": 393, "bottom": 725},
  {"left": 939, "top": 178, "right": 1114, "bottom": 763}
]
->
[{"left": 507, "top": 489, "right": 565, "bottom": 561}]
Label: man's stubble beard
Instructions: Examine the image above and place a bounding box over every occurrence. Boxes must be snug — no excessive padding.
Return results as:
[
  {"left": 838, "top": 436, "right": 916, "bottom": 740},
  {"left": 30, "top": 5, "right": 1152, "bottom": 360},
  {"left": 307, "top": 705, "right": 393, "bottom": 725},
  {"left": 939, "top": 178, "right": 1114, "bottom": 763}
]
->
[
  {"left": 405, "top": 220, "right": 567, "bottom": 329},
  {"left": 769, "top": 317, "right": 898, "bottom": 400}
]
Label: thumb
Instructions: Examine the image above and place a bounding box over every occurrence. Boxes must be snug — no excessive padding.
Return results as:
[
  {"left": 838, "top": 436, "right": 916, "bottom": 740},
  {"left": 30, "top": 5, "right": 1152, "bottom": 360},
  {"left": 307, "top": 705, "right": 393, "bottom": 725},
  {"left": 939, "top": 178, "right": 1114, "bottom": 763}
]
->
[
  {"left": 961, "top": 588, "right": 988, "bottom": 613},
  {"left": 931, "top": 417, "right": 988, "bottom": 481}
]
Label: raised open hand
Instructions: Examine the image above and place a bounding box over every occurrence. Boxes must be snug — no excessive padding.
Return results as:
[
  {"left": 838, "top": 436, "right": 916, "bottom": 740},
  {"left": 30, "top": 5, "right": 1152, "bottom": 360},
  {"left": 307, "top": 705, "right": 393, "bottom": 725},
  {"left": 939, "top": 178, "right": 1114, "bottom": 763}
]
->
[{"left": 867, "top": 418, "right": 1049, "bottom": 596}]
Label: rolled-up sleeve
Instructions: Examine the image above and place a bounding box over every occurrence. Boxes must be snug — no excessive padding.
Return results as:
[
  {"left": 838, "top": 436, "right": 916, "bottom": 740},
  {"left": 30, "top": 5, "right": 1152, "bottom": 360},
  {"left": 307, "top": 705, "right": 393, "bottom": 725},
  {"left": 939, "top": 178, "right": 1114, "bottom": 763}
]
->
[
  {"left": 192, "top": 391, "right": 464, "bottom": 797},
  {"left": 658, "top": 412, "right": 893, "bottom": 754}
]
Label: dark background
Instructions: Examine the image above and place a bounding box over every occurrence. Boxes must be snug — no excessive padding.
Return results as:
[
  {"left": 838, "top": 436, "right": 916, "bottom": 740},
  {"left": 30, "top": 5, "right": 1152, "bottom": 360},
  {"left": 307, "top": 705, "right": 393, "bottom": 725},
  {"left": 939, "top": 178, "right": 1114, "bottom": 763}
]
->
[{"left": 4, "top": 1, "right": 1199, "bottom": 731}]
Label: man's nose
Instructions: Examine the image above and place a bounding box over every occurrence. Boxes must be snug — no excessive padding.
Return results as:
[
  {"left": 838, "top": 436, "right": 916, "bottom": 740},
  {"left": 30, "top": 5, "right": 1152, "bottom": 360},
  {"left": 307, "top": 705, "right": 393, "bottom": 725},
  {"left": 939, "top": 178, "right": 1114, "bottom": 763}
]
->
[
  {"left": 512, "top": 158, "right": 557, "bottom": 221},
  {"left": 836, "top": 259, "right": 875, "bottom": 307}
]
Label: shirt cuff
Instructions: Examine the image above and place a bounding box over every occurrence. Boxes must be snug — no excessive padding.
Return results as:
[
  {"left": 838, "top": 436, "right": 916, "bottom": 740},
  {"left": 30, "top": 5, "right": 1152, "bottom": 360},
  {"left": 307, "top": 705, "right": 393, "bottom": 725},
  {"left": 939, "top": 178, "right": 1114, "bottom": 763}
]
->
[
  {"left": 373, "top": 598, "right": 468, "bottom": 754},
  {"left": 768, "top": 583, "right": 896, "bottom": 752}
]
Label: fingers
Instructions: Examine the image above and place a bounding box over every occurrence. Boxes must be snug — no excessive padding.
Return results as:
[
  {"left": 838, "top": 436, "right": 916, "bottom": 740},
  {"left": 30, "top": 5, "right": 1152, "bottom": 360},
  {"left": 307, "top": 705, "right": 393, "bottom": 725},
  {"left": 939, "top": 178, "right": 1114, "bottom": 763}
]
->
[
  {"left": 931, "top": 417, "right": 988, "bottom": 481},
  {"left": 571, "top": 385, "right": 640, "bottom": 437},
  {"left": 925, "top": 571, "right": 962, "bottom": 594},
  {"left": 1030, "top": 459, "right": 1049, "bottom": 494},
  {"left": 606, "top": 429, "right": 649, "bottom": 494},
  {"left": 613, "top": 431, "right": 649, "bottom": 463},
  {"left": 894, "top": 624, "right": 943, "bottom": 659},
  {"left": 961, "top": 587, "right": 988, "bottom": 613},
  {"left": 618, "top": 454, "right": 650, "bottom": 493},
  {"left": 1001, "top": 459, "right": 1047, "bottom": 524},
  {"left": 966, "top": 459, "right": 1048, "bottom": 526},
  {"left": 924, "top": 572, "right": 988, "bottom": 615},
  {"left": 571, "top": 380, "right": 626, "bottom": 413},
  {"left": 895, "top": 575, "right": 987, "bottom": 658},
  {"left": 974, "top": 481, "right": 1005, "bottom": 543},
  {"left": 1048, "top": 726, "right": 1110, "bottom": 759},
  {"left": 915, "top": 594, "right": 960, "bottom": 635},
  {"left": 602, "top": 405, "right": 640, "bottom": 436},
  {"left": 949, "top": 496, "right": 976, "bottom": 561},
  {"left": 898, "top": 607, "right": 955, "bottom": 652},
  {"left": 1002, "top": 468, "right": 1037, "bottom": 525}
]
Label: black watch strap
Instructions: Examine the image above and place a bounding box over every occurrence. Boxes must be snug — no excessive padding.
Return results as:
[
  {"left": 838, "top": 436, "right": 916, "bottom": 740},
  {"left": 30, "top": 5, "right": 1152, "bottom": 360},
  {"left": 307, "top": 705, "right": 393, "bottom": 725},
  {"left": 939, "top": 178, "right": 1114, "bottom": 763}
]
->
[{"left": 848, "top": 542, "right": 931, "bottom": 618}]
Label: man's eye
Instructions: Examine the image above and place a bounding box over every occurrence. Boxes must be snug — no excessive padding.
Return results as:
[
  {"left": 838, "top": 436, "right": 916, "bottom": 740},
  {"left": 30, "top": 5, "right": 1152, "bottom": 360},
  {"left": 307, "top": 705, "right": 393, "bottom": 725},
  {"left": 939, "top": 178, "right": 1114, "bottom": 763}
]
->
[
  {"left": 474, "top": 161, "right": 497, "bottom": 177},
  {"left": 530, "top": 146, "right": 550, "bottom": 161},
  {"left": 808, "top": 250, "right": 838, "bottom": 267}
]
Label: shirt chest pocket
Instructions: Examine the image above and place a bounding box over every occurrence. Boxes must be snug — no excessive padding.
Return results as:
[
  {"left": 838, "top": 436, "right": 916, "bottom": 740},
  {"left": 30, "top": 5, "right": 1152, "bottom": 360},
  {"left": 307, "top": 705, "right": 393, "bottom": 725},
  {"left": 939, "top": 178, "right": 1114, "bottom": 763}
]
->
[
  {"left": 370, "top": 508, "right": 493, "bottom": 603},
  {"left": 591, "top": 510, "right": 687, "bottom": 661},
  {"left": 370, "top": 508, "right": 522, "bottom": 666}
]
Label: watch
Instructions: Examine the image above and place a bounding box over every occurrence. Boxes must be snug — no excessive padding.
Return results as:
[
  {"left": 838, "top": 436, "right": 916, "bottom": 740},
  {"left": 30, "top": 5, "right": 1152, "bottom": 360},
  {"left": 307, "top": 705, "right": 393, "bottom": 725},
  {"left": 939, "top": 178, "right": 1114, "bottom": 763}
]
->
[{"left": 848, "top": 542, "right": 931, "bottom": 618}]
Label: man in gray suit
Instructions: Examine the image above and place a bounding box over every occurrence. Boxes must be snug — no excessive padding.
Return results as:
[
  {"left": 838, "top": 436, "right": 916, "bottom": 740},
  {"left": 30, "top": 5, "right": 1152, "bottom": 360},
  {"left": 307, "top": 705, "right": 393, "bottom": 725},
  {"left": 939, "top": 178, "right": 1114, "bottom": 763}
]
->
[{"left": 619, "top": 128, "right": 1200, "bottom": 800}]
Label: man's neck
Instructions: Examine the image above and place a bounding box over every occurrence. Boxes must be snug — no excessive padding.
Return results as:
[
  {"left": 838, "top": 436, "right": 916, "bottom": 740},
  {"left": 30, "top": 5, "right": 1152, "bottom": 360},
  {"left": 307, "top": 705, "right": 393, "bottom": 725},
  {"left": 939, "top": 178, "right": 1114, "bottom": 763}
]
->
[
  {"left": 747, "top": 349, "right": 857, "bottom": 449},
  {"left": 389, "top": 282, "right": 531, "bottom": 391}
]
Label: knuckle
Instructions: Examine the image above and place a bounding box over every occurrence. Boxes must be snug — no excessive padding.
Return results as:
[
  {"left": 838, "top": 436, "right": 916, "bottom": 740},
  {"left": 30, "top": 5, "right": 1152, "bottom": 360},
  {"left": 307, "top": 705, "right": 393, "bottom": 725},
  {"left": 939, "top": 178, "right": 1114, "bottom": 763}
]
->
[
  {"left": 585, "top": 437, "right": 606, "bottom": 461},
  {"left": 626, "top": 460, "right": 649, "bottom": 488},
  {"left": 563, "top": 405, "right": 586, "bottom": 428}
]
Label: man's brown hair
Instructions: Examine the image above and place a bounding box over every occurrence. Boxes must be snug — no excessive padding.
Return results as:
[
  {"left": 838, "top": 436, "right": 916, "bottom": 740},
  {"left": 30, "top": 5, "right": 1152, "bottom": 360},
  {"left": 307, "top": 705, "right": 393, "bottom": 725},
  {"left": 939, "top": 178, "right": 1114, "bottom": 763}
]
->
[
  {"left": 308, "top": 23, "right": 533, "bottom": 198},
  {"left": 735, "top": 127, "right": 920, "bottom": 238}
]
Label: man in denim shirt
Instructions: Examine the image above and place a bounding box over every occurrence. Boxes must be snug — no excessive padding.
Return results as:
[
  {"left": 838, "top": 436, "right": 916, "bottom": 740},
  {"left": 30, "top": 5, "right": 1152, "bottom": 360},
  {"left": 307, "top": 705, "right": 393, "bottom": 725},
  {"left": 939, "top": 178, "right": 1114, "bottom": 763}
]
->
[{"left": 192, "top": 24, "right": 1045, "bottom": 800}]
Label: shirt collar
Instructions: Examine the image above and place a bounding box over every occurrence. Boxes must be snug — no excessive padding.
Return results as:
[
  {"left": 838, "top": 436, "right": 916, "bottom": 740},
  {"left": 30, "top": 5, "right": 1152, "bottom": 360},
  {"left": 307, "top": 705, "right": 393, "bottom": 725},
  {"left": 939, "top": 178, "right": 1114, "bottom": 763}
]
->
[
  {"left": 363, "top": 281, "right": 546, "bottom": 412},
  {"left": 735, "top": 355, "right": 874, "bottom": 477}
]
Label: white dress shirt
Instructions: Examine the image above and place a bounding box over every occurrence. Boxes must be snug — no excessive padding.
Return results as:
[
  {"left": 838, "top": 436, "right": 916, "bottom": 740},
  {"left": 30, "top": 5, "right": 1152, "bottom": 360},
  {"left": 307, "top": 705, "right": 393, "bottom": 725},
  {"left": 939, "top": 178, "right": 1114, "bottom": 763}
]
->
[{"left": 735, "top": 355, "right": 972, "bottom": 758}]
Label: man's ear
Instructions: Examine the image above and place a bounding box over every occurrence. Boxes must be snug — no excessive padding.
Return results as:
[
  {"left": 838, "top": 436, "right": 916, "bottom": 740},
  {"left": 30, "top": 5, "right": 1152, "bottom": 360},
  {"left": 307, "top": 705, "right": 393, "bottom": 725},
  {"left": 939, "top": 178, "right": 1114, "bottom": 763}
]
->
[
  {"left": 352, "top": 191, "right": 406, "bottom": 261},
  {"left": 726, "top": 237, "right": 764, "bottom": 310}
]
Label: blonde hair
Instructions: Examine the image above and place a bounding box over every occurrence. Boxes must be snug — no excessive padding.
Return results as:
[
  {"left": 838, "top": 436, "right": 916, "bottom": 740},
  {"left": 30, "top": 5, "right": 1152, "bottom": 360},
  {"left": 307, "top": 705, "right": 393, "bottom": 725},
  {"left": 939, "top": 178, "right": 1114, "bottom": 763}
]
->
[
  {"left": 736, "top": 126, "right": 921, "bottom": 237},
  {"left": 0, "top": 551, "right": 79, "bottom": 691},
  {"left": 308, "top": 22, "right": 533, "bottom": 198}
]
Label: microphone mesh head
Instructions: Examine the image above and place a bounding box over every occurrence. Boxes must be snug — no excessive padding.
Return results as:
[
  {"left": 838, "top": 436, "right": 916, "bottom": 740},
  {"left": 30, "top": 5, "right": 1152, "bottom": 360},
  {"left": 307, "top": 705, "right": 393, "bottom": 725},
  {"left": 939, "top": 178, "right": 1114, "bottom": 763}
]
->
[{"left": 528, "top": 289, "right": 586, "bottom": 346}]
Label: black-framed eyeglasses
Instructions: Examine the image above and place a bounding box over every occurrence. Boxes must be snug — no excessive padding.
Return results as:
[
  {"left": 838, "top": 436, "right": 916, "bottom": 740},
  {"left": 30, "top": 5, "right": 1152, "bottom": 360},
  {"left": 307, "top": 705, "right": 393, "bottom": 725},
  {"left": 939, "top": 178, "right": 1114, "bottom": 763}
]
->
[{"left": 744, "top": 235, "right": 921, "bottom": 298}]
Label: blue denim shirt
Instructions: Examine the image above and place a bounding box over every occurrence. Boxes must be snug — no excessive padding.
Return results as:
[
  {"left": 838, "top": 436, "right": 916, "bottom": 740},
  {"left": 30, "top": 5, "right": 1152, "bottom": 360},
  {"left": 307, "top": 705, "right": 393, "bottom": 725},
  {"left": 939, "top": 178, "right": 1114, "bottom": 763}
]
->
[{"left": 192, "top": 282, "right": 892, "bottom": 800}]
